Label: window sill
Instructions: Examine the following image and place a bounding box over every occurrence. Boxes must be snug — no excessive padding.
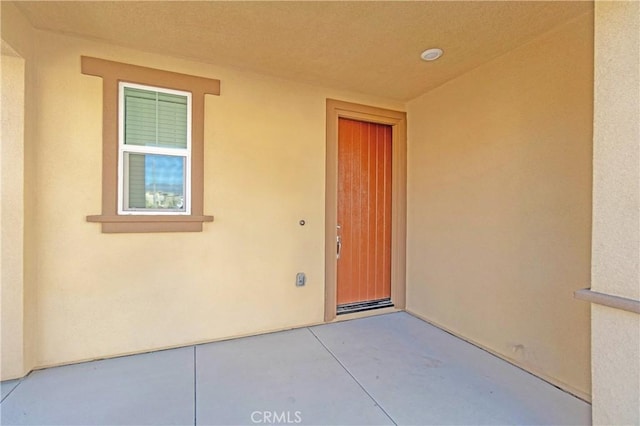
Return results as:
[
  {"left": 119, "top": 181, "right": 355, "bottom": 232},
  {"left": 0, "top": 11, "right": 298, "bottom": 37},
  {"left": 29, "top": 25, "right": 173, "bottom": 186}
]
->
[
  {"left": 574, "top": 288, "right": 640, "bottom": 315},
  {"left": 87, "top": 214, "right": 213, "bottom": 233}
]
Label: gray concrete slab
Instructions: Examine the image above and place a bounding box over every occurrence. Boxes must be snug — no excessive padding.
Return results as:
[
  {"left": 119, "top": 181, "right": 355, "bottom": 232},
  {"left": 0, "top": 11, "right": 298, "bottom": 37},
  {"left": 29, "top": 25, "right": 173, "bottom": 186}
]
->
[
  {"left": 0, "top": 346, "right": 194, "bottom": 425},
  {"left": 1, "top": 379, "right": 20, "bottom": 401},
  {"left": 0, "top": 313, "right": 592, "bottom": 425},
  {"left": 196, "top": 328, "right": 393, "bottom": 426},
  {"left": 311, "top": 312, "right": 591, "bottom": 425}
]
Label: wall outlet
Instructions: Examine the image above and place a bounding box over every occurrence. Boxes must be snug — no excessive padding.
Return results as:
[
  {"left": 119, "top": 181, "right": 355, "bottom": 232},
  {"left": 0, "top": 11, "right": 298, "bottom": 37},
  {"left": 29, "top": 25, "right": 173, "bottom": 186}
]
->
[{"left": 296, "top": 272, "right": 306, "bottom": 287}]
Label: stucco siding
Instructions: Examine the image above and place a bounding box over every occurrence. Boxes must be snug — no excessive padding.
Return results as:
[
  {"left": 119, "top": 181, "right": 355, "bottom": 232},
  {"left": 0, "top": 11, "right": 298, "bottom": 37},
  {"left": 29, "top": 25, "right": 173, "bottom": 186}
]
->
[{"left": 406, "top": 13, "right": 594, "bottom": 399}]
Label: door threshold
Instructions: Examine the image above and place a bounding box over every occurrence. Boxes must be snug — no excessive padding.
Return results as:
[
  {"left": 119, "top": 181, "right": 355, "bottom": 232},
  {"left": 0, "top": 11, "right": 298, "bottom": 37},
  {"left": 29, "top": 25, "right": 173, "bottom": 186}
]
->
[
  {"left": 332, "top": 306, "right": 400, "bottom": 323},
  {"left": 337, "top": 298, "right": 394, "bottom": 315}
]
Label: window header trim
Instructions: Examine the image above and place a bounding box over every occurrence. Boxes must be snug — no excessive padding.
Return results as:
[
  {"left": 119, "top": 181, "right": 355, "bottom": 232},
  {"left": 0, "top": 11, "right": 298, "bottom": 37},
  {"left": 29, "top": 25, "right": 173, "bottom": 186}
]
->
[{"left": 81, "top": 56, "right": 220, "bottom": 96}]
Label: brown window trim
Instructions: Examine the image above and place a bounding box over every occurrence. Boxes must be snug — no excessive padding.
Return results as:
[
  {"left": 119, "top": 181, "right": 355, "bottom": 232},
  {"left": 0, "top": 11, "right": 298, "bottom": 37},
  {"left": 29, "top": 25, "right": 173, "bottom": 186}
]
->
[{"left": 81, "top": 56, "right": 219, "bottom": 233}]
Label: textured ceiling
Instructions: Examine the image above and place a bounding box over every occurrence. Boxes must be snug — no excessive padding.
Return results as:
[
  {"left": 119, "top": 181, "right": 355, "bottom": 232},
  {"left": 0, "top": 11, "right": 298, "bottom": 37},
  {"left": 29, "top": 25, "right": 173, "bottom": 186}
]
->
[{"left": 13, "top": 1, "right": 592, "bottom": 101}]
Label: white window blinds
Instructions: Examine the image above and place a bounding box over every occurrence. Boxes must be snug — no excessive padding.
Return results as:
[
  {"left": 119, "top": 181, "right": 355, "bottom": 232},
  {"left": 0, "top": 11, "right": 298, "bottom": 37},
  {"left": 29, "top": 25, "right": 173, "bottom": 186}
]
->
[{"left": 124, "top": 87, "right": 188, "bottom": 149}]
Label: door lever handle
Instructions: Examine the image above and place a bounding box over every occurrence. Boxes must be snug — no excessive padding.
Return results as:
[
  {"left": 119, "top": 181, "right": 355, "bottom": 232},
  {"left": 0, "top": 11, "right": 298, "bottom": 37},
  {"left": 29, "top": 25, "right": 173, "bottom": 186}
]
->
[{"left": 336, "top": 224, "right": 342, "bottom": 260}]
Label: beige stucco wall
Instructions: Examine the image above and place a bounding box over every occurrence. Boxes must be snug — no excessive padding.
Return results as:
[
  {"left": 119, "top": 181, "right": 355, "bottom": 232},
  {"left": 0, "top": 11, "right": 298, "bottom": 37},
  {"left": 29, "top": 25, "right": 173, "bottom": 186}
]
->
[
  {"left": 1, "top": 2, "right": 404, "bottom": 375},
  {"left": 1, "top": 2, "right": 38, "bottom": 380},
  {"left": 1, "top": 49, "right": 26, "bottom": 379},
  {"left": 591, "top": 1, "right": 640, "bottom": 424},
  {"left": 406, "top": 12, "right": 593, "bottom": 399}
]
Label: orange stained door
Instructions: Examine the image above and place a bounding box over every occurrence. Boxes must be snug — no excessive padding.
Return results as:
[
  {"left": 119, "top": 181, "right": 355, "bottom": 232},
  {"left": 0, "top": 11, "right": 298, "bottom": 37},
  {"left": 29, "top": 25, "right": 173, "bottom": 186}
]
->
[{"left": 337, "top": 117, "right": 392, "bottom": 306}]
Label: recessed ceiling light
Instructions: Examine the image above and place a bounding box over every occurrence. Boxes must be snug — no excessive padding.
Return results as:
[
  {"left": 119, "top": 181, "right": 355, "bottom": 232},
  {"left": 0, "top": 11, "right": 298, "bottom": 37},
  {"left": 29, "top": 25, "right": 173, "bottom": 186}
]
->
[{"left": 421, "top": 48, "right": 443, "bottom": 61}]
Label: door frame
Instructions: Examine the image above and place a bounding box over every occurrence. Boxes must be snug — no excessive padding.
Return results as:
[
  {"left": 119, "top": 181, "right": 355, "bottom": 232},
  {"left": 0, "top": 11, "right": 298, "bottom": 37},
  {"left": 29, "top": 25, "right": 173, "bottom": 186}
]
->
[{"left": 325, "top": 99, "right": 407, "bottom": 322}]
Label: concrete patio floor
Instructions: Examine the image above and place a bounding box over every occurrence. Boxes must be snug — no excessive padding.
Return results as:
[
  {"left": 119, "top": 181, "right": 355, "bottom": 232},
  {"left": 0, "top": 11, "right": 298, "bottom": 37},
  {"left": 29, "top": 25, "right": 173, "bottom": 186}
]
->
[{"left": 1, "top": 312, "right": 590, "bottom": 425}]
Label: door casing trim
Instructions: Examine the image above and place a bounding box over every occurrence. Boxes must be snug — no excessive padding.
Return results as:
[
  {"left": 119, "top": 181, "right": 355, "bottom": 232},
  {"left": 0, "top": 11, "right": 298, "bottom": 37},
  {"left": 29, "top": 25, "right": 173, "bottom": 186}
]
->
[{"left": 325, "top": 99, "right": 407, "bottom": 322}]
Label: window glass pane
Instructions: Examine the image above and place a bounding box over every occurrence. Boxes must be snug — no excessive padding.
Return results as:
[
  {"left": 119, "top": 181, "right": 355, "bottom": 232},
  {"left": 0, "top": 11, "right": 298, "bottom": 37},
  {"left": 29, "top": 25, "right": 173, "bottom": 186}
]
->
[
  {"left": 125, "top": 153, "right": 185, "bottom": 211},
  {"left": 124, "top": 87, "right": 188, "bottom": 149}
]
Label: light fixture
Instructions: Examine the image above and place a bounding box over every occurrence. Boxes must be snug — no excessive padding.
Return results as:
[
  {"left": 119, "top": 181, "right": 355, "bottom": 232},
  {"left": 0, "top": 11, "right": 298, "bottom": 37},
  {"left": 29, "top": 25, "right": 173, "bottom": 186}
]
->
[{"left": 421, "top": 48, "right": 443, "bottom": 61}]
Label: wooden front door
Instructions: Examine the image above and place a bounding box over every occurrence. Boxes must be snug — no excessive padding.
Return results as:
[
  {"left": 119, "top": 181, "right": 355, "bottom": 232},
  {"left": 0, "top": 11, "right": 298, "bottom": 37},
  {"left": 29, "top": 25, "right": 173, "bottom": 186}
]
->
[{"left": 337, "top": 117, "right": 392, "bottom": 313}]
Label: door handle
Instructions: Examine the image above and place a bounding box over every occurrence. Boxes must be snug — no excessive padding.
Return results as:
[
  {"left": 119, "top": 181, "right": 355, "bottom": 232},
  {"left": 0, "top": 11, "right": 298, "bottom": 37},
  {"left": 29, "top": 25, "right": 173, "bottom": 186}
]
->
[{"left": 336, "top": 225, "right": 342, "bottom": 259}]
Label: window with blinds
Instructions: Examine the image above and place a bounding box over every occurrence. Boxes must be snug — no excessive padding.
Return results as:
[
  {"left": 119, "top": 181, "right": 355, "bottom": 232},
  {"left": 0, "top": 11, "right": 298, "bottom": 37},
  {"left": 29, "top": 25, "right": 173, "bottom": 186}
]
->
[{"left": 118, "top": 83, "right": 191, "bottom": 214}]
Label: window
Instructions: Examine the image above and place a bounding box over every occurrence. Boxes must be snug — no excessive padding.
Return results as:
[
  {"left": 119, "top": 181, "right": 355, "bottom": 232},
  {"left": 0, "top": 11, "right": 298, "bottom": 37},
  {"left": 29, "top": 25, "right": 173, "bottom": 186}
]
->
[
  {"left": 119, "top": 83, "right": 191, "bottom": 214},
  {"left": 82, "top": 57, "right": 220, "bottom": 233}
]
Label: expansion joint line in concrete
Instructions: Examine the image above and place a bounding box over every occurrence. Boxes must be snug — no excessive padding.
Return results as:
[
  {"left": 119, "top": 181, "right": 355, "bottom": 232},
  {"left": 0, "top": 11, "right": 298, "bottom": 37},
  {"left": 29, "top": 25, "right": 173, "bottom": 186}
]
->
[{"left": 306, "top": 327, "right": 397, "bottom": 426}]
